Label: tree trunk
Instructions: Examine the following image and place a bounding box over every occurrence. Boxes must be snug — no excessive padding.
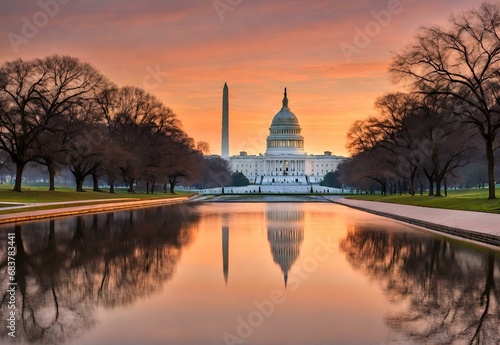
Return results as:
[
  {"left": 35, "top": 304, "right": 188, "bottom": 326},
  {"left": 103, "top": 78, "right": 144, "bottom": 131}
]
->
[
  {"left": 410, "top": 167, "right": 417, "bottom": 196},
  {"left": 48, "top": 163, "right": 55, "bottom": 192},
  {"left": 425, "top": 170, "right": 434, "bottom": 196},
  {"left": 163, "top": 182, "right": 167, "bottom": 193},
  {"left": 151, "top": 181, "right": 155, "bottom": 194},
  {"left": 380, "top": 181, "right": 386, "bottom": 196},
  {"left": 485, "top": 137, "right": 496, "bottom": 199},
  {"left": 76, "top": 178, "right": 85, "bottom": 192},
  {"left": 128, "top": 178, "right": 135, "bottom": 193},
  {"left": 435, "top": 177, "right": 442, "bottom": 197},
  {"left": 109, "top": 181, "right": 115, "bottom": 194},
  {"left": 92, "top": 174, "right": 102, "bottom": 192},
  {"left": 13, "top": 161, "right": 26, "bottom": 192},
  {"left": 168, "top": 177, "right": 177, "bottom": 194},
  {"left": 146, "top": 181, "right": 149, "bottom": 195}
]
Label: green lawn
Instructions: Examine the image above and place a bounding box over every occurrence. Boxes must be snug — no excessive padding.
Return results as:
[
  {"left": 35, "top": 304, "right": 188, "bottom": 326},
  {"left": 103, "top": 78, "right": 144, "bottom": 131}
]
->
[
  {"left": 0, "top": 184, "right": 195, "bottom": 204},
  {"left": 347, "top": 188, "right": 500, "bottom": 214}
]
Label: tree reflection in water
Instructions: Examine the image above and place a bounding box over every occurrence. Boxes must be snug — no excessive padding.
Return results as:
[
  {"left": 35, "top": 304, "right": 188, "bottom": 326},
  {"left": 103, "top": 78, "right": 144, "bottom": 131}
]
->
[
  {"left": 339, "top": 224, "right": 500, "bottom": 344},
  {"left": 0, "top": 205, "right": 199, "bottom": 344}
]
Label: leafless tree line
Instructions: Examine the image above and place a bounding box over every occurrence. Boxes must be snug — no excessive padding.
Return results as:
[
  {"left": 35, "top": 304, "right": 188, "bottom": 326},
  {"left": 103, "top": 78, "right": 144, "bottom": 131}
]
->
[
  {"left": 340, "top": 3, "right": 500, "bottom": 199},
  {"left": 0, "top": 55, "right": 229, "bottom": 193}
]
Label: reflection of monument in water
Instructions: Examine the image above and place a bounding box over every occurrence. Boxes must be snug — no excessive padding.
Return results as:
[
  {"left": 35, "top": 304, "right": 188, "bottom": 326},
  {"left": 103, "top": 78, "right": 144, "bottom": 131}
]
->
[
  {"left": 267, "top": 205, "right": 304, "bottom": 286},
  {"left": 222, "top": 226, "right": 229, "bottom": 285},
  {"left": 220, "top": 207, "right": 304, "bottom": 286}
]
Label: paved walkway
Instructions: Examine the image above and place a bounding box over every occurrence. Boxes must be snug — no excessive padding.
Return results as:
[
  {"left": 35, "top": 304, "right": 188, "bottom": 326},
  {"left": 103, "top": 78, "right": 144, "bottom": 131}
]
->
[
  {"left": 0, "top": 197, "right": 191, "bottom": 225},
  {"left": 326, "top": 197, "right": 500, "bottom": 246}
]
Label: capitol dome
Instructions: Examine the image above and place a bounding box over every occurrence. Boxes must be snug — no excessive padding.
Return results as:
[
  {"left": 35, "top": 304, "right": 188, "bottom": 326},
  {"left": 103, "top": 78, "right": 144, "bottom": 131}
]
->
[
  {"left": 266, "top": 88, "right": 305, "bottom": 155},
  {"left": 271, "top": 106, "right": 299, "bottom": 125}
]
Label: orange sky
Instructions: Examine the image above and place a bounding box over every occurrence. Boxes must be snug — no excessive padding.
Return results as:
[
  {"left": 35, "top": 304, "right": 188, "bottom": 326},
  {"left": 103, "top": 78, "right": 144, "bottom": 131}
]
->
[{"left": 0, "top": 0, "right": 485, "bottom": 156}]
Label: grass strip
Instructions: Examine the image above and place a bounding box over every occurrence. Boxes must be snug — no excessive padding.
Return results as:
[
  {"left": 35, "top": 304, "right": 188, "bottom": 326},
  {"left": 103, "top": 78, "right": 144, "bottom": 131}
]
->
[{"left": 347, "top": 188, "right": 500, "bottom": 214}]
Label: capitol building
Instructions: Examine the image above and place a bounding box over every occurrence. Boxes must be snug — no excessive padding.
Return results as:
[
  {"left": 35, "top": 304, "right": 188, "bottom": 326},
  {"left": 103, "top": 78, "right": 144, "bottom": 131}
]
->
[{"left": 225, "top": 87, "right": 344, "bottom": 185}]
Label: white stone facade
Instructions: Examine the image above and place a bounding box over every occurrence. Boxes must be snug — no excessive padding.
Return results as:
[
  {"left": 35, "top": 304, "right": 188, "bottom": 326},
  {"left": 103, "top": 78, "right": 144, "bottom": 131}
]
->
[
  {"left": 228, "top": 89, "right": 344, "bottom": 185},
  {"left": 229, "top": 153, "right": 343, "bottom": 184}
]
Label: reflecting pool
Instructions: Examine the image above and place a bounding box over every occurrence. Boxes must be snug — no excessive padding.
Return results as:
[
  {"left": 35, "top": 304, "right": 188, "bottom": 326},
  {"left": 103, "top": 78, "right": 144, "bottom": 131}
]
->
[{"left": 0, "top": 202, "right": 499, "bottom": 345}]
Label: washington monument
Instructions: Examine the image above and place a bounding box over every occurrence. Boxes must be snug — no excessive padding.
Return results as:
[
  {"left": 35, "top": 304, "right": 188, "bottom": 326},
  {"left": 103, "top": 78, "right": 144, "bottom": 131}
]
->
[{"left": 221, "top": 82, "right": 229, "bottom": 158}]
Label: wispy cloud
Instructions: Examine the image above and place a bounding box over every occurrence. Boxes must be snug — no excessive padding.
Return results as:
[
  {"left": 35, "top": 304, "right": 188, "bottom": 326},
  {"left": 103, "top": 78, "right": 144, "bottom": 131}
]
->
[{"left": 0, "top": 0, "right": 485, "bottom": 155}]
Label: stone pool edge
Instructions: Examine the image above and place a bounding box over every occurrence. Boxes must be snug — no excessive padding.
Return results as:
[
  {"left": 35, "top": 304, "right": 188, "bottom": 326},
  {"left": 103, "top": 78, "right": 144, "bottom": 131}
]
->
[
  {"left": 327, "top": 198, "right": 500, "bottom": 247},
  {"left": 0, "top": 196, "right": 192, "bottom": 225}
]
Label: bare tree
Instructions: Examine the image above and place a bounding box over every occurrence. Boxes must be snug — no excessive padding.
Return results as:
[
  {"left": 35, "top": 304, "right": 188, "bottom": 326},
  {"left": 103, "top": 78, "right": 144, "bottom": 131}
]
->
[
  {"left": 390, "top": 3, "right": 500, "bottom": 199},
  {"left": 196, "top": 141, "right": 210, "bottom": 155},
  {"left": 61, "top": 99, "right": 106, "bottom": 192},
  {"left": 346, "top": 119, "right": 380, "bottom": 156},
  {"left": 0, "top": 55, "right": 107, "bottom": 192},
  {"left": 0, "top": 150, "right": 13, "bottom": 184},
  {"left": 339, "top": 149, "right": 395, "bottom": 195},
  {"left": 372, "top": 93, "right": 422, "bottom": 195},
  {"left": 98, "top": 132, "right": 128, "bottom": 193},
  {"left": 410, "top": 95, "right": 476, "bottom": 196},
  {"left": 189, "top": 155, "right": 231, "bottom": 189},
  {"left": 344, "top": 93, "right": 424, "bottom": 195},
  {"left": 343, "top": 92, "right": 476, "bottom": 196},
  {"left": 164, "top": 138, "right": 203, "bottom": 193},
  {"left": 95, "top": 86, "right": 199, "bottom": 194},
  {"left": 96, "top": 86, "right": 183, "bottom": 193}
]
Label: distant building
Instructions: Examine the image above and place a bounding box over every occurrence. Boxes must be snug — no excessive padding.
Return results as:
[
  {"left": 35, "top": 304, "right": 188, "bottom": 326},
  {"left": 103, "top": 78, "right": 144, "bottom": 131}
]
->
[{"left": 225, "top": 87, "right": 344, "bottom": 185}]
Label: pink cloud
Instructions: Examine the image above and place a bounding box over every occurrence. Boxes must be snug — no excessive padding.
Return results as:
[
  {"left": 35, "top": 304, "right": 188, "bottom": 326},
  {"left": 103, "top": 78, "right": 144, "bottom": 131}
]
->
[{"left": 0, "top": 0, "right": 486, "bottom": 156}]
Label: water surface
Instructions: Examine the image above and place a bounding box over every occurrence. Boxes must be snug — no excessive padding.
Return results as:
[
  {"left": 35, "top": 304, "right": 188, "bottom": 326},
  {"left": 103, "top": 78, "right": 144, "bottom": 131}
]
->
[{"left": 0, "top": 202, "right": 499, "bottom": 345}]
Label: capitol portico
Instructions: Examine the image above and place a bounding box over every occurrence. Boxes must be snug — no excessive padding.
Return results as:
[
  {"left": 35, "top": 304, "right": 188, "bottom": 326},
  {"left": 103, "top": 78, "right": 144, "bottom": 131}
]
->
[{"left": 227, "top": 88, "right": 344, "bottom": 185}]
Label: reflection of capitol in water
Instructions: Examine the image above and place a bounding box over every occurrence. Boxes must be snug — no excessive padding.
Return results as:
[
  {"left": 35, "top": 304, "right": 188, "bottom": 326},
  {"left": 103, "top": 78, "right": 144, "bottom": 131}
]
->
[
  {"left": 267, "top": 205, "right": 304, "bottom": 286},
  {"left": 220, "top": 206, "right": 304, "bottom": 286}
]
